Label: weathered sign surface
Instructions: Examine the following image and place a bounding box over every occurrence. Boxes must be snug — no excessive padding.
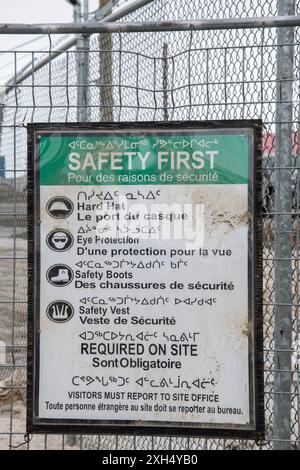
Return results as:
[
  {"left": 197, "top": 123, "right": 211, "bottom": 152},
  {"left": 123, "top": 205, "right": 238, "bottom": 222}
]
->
[{"left": 27, "top": 121, "right": 264, "bottom": 438}]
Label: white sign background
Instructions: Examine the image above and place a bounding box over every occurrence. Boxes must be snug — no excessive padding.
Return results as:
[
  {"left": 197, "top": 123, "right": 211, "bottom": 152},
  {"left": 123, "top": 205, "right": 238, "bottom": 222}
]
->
[{"left": 38, "top": 183, "right": 251, "bottom": 426}]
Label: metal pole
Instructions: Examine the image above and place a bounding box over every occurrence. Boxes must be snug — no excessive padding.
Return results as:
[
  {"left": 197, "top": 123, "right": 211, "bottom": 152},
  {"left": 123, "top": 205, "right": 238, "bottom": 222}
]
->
[
  {"left": 68, "top": 8, "right": 81, "bottom": 450},
  {"left": 0, "top": 91, "right": 4, "bottom": 157},
  {"left": 99, "top": 0, "right": 114, "bottom": 121},
  {"left": 3, "top": 0, "right": 155, "bottom": 95},
  {"left": 274, "top": 0, "right": 295, "bottom": 451},
  {"left": 76, "top": 0, "right": 90, "bottom": 122},
  {"left": 296, "top": 147, "right": 300, "bottom": 450},
  {"left": 162, "top": 42, "right": 168, "bottom": 122},
  {"left": 3, "top": 16, "right": 300, "bottom": 35},
  {"left": 4, "top": 14, "right": 300, "bottom": 96},
  {"left": 0, "top": 104, "right": 4, "bottom": 180},
  {"left": 295, "top": 56, "right": 300, "bottom": 450},
  {"left": 66, "top": 0, "right": 90, "bottom": 447}
]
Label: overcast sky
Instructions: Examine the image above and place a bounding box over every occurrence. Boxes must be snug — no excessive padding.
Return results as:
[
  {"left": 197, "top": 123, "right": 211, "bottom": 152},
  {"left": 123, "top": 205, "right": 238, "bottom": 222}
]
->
[
  {"left": 0, "top": 0, "right": 99, "bottom": 83},
  {"left": 1, "top": 0, "right": 100, "bottom": 22}
]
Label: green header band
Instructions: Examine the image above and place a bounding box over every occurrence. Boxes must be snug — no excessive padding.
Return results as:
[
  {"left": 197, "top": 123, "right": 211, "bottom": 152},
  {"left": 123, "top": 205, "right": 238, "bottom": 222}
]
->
[{"left": 38, "top": 132, "right": 249, "bottom": 185}]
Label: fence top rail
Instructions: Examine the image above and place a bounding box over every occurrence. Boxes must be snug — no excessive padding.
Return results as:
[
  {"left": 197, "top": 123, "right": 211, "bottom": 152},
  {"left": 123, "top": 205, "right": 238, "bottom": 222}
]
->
[
  {"left": 1, "top": 16, "right": 300, "bottom": 34},
  {"left": 0, "top": 15, "right": 300, "bottom": 35},
  {"left": 1, "top": 0, "right": 154, "bottom": 97}
]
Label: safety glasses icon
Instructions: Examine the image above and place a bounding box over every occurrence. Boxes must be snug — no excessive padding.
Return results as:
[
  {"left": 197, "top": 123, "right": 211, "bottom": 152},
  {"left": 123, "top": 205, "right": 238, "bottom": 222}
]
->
[{"left": 47, "top": 230, "right": 74, "bottom": 252}]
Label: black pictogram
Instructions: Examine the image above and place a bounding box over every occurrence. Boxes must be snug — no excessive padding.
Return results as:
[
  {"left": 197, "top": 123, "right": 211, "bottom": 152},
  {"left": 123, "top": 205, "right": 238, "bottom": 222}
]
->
[
  {"left": 46, "top": 196, "right": 74, "bottom": 219},
  {"left": 46, "top": 229, "right": 73, "bottom": 252},
  {"left": 46, "top": 300, "right": 74, "bottom": 323},
  {"left": 46, "top": 265, "right": 74, "bottom": 286}
]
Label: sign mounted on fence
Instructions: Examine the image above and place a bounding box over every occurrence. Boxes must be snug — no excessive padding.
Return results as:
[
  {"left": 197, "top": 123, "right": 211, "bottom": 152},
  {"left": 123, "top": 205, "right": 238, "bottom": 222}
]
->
[{"left": 27, "top": 121, "right": 264, "bottom": 438}]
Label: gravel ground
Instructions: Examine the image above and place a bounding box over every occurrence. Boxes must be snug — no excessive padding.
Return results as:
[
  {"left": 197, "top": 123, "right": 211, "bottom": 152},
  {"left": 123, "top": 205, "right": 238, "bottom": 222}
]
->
[{"left": 0, "top": 400, "right": 79, "bottom": 450}]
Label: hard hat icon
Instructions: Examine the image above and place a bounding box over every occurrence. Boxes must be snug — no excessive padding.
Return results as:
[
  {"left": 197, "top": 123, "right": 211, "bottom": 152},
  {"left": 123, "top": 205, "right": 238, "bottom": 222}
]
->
[
  {"left": 50, "top": 201, "right": 69, "bottom": 212},
  {"left": 46, "top": 197, "right": 74, "bottom": 219}
]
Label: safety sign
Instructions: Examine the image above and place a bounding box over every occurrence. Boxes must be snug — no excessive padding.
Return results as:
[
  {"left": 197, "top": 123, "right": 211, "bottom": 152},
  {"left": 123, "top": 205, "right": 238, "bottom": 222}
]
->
[{"left": 27, "top": 121, "right": 264, "bottom": 438}]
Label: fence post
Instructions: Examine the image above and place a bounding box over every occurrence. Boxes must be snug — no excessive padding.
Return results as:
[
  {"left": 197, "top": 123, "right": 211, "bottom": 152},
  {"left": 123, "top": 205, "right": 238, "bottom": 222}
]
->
[
  {"left": 162, "top": 42, "right": 169, "bottom": 122},
  {"left": 68, "top": 1, "right": 90, "bottom": 447},
  {"left": 274, "top": 0, "right": 295, "bottom": 450},
  {"left": 99, "top": 0, "right": 114, "bottom": 122},
  {"left": 0, "top": 93, "right": 3, "bottom": 156},
  {"left": 0, "top": 92, "right": 4, "bottom": 180},
  {"left": 296, "top": 159, "right": 300, "bottom": 450},
  {"left": 77, "top": 0, "right": 90, "bottom": 122}
]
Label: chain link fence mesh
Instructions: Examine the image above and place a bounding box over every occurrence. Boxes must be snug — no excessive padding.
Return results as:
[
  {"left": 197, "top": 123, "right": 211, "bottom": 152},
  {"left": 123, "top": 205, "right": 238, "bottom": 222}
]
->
[{"left": 0, "top": 0, "right": 299, "bottom": 450}]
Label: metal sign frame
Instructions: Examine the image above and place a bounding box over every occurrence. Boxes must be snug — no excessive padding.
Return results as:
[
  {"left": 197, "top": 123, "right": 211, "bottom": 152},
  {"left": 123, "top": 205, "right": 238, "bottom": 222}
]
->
[{"left": 27, "top": 120, "right": 264, "bottom": 439}]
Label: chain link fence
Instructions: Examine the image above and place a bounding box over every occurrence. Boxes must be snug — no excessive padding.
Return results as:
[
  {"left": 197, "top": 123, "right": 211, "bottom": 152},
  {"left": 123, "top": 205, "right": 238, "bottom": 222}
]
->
[{"left": 0, "top": 0, "right": 299, "bottom": 450}]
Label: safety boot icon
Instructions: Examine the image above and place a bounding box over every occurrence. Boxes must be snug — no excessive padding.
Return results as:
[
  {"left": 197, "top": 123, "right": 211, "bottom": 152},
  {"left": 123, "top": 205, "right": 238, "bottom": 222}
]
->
[
  {"left": 50, "top": 269, "right": 70, "bottom": 284},
  {"left": 46, "top": 264, "right": 74, "bottom": 287}
]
